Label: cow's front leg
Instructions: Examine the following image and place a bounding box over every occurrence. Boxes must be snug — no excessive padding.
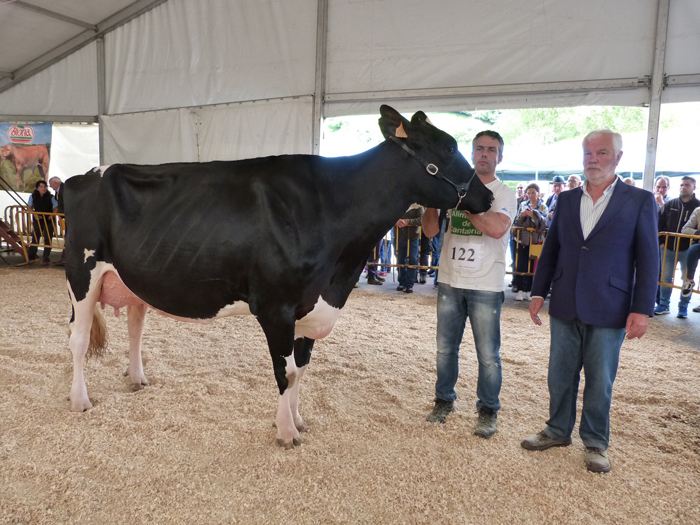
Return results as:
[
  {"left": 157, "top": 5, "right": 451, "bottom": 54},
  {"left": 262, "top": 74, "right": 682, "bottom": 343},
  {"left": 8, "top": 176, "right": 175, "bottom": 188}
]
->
[
  {"left": 290, "top": 337, "right": 315, "bottom": 432},
  {"left": 258, "top": 311, "right": 300, "bottom": 449},
  {"left": 124, "top": 304, "right": 148, "bottom": 390}
]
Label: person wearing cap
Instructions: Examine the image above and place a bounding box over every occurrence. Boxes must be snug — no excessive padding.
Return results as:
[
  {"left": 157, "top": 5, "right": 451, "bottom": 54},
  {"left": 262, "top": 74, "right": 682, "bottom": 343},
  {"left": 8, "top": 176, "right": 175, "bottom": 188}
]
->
[{"left": 545, "top": 176, "right": 566, "bottom": 228}]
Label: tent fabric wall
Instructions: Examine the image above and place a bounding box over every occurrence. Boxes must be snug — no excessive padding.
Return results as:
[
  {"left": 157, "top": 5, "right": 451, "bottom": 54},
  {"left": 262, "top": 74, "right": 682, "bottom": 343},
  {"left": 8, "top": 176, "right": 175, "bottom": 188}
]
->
[
  {"left": 662, "top": 0, "right": 700, "bottom": 103},
  {"left": 101, "top": 97, "right": 313, "bottom": 164},
  {"left": 50, "top": 124, "right": 100, "bottom": 180},
  {"left": 101, "top": 109, "right": 199, "bottom": 164},
  {"left": 105, "top": 0, "right": 318, "bottom": 114},
  {"left": 0, "top": 42, "right": 98, "bottom": 117}
]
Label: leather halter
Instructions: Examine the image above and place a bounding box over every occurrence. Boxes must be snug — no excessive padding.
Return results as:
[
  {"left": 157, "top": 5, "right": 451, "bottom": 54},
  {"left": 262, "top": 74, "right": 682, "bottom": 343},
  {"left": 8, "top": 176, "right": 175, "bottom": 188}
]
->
[{"left": 389, "top": 136, "right": 476, "bottom": 209}]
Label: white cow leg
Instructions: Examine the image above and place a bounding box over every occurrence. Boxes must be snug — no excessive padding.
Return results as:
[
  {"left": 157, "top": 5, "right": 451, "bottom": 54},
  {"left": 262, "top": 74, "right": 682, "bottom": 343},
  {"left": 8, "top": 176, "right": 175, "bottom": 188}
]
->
[
  {"left": 289, "top": 365, "right": 308, "bottom": 432},
  {"left": 68, "top": 298, "right": 98, "bottom": 412},
  {"left": 125, "top": 304, "right": 148, "bottom": 389},
  {"left": 275, "top": 355, "right": 301, "bottom": 449}
]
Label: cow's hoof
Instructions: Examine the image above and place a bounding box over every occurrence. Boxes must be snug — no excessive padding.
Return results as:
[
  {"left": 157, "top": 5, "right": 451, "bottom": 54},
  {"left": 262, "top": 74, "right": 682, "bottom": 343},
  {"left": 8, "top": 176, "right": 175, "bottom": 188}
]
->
[
  {"left": 70, "top": 399, "right": 93, "bottom": 412},
  {"left": 129, "top": 382, "right": 146, "bottom": 392},
  {"left": 276, "top": 436, "right": 302, "bottom": 449},
  {"left": 295, "top": 420, "right": 309, "bottom": 432}
]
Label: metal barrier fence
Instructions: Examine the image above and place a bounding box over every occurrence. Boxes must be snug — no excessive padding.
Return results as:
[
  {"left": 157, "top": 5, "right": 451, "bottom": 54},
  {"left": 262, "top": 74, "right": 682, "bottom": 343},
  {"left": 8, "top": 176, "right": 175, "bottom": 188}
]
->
[
  {"left": 4, "top": 203, "right": 700, "bottom": 297},
  {"left": 11, "top": 207, "right": 66, "bottom": 263}
]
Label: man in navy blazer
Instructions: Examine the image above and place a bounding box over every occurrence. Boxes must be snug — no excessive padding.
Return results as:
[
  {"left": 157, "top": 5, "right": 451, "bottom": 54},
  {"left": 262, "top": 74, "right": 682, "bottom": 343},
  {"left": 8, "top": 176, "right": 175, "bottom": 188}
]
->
[{"left": 521, "top": 129, "right": 659, "bottom": 473}]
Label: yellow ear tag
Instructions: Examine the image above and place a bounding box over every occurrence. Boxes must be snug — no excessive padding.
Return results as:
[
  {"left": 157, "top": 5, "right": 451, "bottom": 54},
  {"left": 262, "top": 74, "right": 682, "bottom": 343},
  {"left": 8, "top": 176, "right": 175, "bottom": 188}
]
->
[{"left": 395, "top": 122, "right": 408, "bottom": 138}]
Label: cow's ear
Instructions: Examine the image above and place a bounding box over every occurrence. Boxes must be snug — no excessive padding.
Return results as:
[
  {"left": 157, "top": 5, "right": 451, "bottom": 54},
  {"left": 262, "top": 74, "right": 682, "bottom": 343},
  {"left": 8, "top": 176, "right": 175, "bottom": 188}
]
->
[
  {"left": 378, "top": 105, "right": 411, "bottom": 140},
  {"left": 411, "top": 111, "right": 434, "bottom": 127}
]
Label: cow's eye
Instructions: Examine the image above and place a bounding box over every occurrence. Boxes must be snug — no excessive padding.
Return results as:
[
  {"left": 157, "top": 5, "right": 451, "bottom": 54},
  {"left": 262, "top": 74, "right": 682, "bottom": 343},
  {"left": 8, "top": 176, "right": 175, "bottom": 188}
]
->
[{"left": 446, "top": 147, "right": 455, "bottom": 154}]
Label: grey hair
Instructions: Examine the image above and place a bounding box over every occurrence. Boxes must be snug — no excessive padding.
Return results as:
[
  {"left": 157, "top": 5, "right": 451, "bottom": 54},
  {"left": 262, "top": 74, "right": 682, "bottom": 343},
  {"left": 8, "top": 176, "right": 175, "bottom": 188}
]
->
[
  {"left": 654, "top": 175, "right": 670, "bottom": 187},
  {"left": 49, "top": 176, "right": 62, "bottom": 184},
  {"left": 582, "top": 129, "right": 623, "bottom": 157}
]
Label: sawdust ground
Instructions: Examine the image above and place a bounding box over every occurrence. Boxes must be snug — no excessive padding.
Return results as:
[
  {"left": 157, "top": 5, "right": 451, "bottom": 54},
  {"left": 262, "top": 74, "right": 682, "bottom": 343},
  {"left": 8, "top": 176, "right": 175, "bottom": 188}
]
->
[{"left": 1, "top": 266, "right": 699, "bottom": 524}]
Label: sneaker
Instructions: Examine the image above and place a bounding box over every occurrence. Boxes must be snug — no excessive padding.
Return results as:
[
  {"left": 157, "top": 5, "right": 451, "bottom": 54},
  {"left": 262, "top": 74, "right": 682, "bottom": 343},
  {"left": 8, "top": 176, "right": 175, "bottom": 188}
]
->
[
  {"left": 521, "top": 430, "right": 572, "bottom": 451},
  {"left": 694, "top": 305, "right": 700, "bottom": 313},
  {"left": 526, "top": 292, "right": 532, "bottom": 301},
  {"left": 654, "top": 305, "right": 670, "bottom": 315},
  {"left": 681, "top": 280, "right": 694, "bottom": 298},
  {"left": 418, "top": 274, "right": 427, "bottom": 284},
  {"left": 511, "top": 285, "right": 518, "bottom": 293},
  {"left": 396, "top": 285, "right": 405, "bottom": 292},
  {"left": 677, "top": 306, "right": 688, "bottom": 319},
  {"left": 433, "top": 284, "right": 439, "bottom": 290},
  {"left": 585, "top": 447, "right": 611, "bottom": 473},
  {"left": 426, "top": 399, "right": 455, "bottom": 424},
  {"left": 474, "top": 408, "right": 498, "bottom": 439},
  {"left": 515, "top": 291, "right": 525, "bottom": 301},
  {"left": 367, "top": 277, "right": 383, "bottom": 285},
  {"left": 403, "top": 287, "right": 414, "bottom": 294}
]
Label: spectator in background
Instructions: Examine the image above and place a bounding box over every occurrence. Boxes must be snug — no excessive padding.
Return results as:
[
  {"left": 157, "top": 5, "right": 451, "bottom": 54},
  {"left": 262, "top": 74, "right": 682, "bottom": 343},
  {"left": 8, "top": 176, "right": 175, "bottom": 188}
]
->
[
  {"left": 513, "top": 183, "right": 548, "bottom": 301},
  {"left": 510, "top": 182, "right": 527, "bottom": 282},
  {"left": 27, "top": 180, "right": 58, "bottom": 266},
  {"left": 656, "top": 176, "right": 700, "bottom": 319},
  {"left": 49, "top": 176, "right": 65, "bottom": 266},
  {"left": 417, "top": 228, "right": 432, "bottom": 285},
  {"left": 567, "top": 174, "right": 582, "bottom": 190},
  {"left": 366, "top": 239, "right": 385, "bottom": 285},
  {"left": 395, "top": 204, "right": 424, "bottom": 293},
  {"left": 654, "top": 175, "right": 670, "bottom": 208},
  {"left": 680, "top": 207, "right": 700, "bottom": 311},
  {"left": 545, "top": 176, "right": 565, "bottom": 228}
]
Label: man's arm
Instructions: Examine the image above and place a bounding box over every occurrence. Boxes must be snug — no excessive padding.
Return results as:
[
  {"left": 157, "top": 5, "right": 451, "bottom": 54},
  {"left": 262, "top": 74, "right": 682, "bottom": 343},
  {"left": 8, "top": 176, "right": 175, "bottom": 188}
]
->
[
  {"left": 463, "top": 210, "right": 511, "bottom": 239},
  {"left": 681, "top": 208, "right": 700, "bottom": 236},
  {"left": 423, "top": 208, "right": 440, "bottom": 238}
]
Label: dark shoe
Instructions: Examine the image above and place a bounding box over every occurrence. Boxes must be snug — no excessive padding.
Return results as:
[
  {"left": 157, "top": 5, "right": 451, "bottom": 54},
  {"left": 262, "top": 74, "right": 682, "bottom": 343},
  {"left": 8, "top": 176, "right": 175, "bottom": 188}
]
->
[
  {"left": 694, "top": 305, "right": 700, "bottom": 313},
  {"left": 521, "top": 430, "right": 572, "bottom": 451},
  {"left": 403, "top": 287, "right": 414, "bottom": 294},
  {"left": 42, "top": 260, "right": 50, "bottom": 266},
  {"left": 375, "top": 274, "right": 385, "bottom": 282},
  {"left": 426, "top": 399, "right": 455, "bottom": 424},
  {"left": 681, "top": 280, "right": 694, "bottom": 298},
  {"left": 418, "top": 274, "right": 427, "bottom": 284},
  {"left": 367, "top": 277, "right": 384, "bottom": 285},
  {"left": 585, "top": 447, "right": 611, "bottom": 473},
  {"left": 396, "top": 285, "right": 406, "bottom": 292},
  {"left": 511, "top": 285, "right": 518, "bottom": 293},
  {"left": 474, "top": 408, "right": 498, "bottom": 439}
]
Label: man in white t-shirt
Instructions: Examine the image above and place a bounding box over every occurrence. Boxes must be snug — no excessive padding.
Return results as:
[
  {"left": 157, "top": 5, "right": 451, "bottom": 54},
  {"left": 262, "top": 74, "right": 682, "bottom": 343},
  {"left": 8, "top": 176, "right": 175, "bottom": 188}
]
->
[{"left": 423, "top": 131, "right": 517, "bottom": 438}]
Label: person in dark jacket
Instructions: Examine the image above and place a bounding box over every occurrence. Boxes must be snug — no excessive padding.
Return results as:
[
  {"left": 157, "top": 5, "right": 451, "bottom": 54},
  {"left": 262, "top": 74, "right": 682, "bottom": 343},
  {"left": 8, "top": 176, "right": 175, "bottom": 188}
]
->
[
  {"left": 49, "top": 176, "right": 66, "bottom": 266},
  {"left": 656, "top": 176, "right": 700, "bottom": 318},
  {"left": 27, "top": 180, "right": 58, "bottom": 266}
]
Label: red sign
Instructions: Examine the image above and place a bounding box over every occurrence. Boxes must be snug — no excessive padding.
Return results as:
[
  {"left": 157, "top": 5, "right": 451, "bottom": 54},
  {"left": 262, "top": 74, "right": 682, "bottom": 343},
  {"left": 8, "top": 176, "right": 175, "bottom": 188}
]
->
[{"left": 7, "top": 125, "right": 34, "bottom": 144}]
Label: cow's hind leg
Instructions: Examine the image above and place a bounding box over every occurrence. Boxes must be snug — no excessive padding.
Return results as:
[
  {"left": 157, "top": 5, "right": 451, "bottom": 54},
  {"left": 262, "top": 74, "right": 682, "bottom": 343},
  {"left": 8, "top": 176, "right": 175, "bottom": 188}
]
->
[
  {"left": 124, "top": 304, "right": 149, "bottom": 390},
  {"left": 257, "top": 311, "right": 301, "bottom": 449},
  {"left": 290, "top": 337, "right": 315, "bottom": 432}
]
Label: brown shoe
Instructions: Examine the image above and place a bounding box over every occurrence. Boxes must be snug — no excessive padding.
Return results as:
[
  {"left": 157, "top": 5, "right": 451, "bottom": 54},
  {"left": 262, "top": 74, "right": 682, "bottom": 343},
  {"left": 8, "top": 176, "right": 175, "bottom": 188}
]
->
[
  {"left": 585, "top": 447, "right": 611, "bottom": 473},
  {"left": 521, "top": 430, "right": 572, "bottom": 451}
]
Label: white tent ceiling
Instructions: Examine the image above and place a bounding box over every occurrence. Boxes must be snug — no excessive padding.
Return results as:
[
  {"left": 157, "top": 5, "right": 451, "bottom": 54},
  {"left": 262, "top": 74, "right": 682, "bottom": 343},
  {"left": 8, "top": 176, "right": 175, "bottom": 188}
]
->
[{"left": 0, "top": 0, "right": 698, "bottom": 184}]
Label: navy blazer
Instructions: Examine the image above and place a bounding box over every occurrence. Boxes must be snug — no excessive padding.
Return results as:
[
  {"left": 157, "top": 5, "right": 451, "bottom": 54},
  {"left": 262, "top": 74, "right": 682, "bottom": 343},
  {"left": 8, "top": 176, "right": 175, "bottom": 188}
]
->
[{"left": 531, "top": 181, "right": 659, "bottom": 329}]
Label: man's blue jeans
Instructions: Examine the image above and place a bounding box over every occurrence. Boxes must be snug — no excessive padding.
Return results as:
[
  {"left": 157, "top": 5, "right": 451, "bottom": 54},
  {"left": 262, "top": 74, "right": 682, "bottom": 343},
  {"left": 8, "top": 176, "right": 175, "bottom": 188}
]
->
[
  {"left": 659, "top": 248, "right": 689, "bottom": 309},
  {"left": 435, "top": 284, "right": 504, "bottom": 412},
  {"left": 544, "top": 316, "right": 626, "bottom": 450},
  {"left": 397, "top": 238, "right": 419, "bottom": 288}
]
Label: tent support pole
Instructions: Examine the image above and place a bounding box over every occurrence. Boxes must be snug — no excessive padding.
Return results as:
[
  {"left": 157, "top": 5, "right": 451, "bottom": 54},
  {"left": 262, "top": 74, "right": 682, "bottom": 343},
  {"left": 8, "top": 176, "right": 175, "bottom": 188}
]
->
[
  {"left": 312, "top": 0, "right": 329, "bottom": 155},
  {"left": 643, "top": 0, "right": 670, "bottom": 192},
  {"left": 96, "top": 37, "right": 107, "bottom": 165}
]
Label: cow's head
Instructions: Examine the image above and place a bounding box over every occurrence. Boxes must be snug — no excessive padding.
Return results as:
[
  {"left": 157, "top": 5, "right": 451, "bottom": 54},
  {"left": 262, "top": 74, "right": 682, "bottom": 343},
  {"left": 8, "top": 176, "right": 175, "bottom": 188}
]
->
[
  {"left": 378, "top": 105, "right": 493, "bottom": 213},
  {"left": 1, "top": 144, "right": 12, "bottom": 160}
]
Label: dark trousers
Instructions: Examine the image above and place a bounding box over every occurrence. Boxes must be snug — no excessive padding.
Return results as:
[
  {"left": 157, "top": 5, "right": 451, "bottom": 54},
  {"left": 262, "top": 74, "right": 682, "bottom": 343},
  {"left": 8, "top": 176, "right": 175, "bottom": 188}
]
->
[
  {"left": 27, "top": 218, "right": 55, "bottom": 261},
  {"left": 513, "top": 243, "right": 534, "bottom": 292},
  {"left": 418, "top": 230, "right": 431, "bottom": 276},
  {"left": 366, "top": 239, "right": 382, "bottom": 279}
]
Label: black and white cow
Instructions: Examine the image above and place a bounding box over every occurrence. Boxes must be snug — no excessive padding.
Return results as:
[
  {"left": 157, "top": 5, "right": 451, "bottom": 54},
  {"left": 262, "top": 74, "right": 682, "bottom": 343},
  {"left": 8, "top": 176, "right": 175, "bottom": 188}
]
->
[{"left": 63, "top": 105, "right": 493, "bottom": 448}]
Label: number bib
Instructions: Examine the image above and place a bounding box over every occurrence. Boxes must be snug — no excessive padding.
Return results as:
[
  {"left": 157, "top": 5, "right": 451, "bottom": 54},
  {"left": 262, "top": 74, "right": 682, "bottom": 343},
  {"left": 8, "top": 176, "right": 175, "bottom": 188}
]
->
[{"left": 447, "top": 237, "right": 484, "bottom": 271}]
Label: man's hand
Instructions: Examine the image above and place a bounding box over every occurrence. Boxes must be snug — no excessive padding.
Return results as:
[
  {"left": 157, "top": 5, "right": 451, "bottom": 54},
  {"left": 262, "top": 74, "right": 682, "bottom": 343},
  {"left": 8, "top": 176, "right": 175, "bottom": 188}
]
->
[
  {"left": 529, "top": 297, "right": 544, "bottom": 326},
  {"left": 396, "top": 219, "right": 408, "bottom": 228},
  {"left": 625, "top": 312, "right": 649, "bottom": 339},
  {"left": 655, "top": 193, "right": 664, "bottom": 207}
]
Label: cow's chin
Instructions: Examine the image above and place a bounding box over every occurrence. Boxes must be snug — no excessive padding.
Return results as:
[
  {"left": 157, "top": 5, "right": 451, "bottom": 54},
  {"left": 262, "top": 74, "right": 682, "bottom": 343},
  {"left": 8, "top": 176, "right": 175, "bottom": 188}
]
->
[{"left": 457, "top": 200, "right": 492, "bottom": 214}]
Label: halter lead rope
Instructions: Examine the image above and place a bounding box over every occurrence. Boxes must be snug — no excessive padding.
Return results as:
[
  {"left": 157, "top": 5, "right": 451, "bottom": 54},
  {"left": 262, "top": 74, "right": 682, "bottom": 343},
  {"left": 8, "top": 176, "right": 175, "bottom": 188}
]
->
[{"left": 389, "top": 136, "right": 475, "bottom": 209}]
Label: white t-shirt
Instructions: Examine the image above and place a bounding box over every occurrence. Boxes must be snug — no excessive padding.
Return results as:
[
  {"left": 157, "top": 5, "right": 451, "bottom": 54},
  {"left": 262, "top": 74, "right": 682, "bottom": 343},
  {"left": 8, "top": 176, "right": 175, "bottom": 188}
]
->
[{"left": 437, "top": 178, "right": 517, "bottom": 292}]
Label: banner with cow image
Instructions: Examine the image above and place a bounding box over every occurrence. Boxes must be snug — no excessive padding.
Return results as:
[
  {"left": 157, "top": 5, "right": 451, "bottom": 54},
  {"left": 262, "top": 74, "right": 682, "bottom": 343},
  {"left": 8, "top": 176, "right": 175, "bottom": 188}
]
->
[{"left": 0, "top": 122, "right": 52, "bottom": 192}]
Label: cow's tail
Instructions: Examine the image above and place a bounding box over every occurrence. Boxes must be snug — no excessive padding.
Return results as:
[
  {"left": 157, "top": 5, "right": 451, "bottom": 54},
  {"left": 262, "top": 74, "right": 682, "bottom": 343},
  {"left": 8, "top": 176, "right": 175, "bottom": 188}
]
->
[
  {"left": 87, "top": 305, "right": 108, "bottom": 359},
  {"left": 68, "top": 304, "right": 108, "bottom": 359}
]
